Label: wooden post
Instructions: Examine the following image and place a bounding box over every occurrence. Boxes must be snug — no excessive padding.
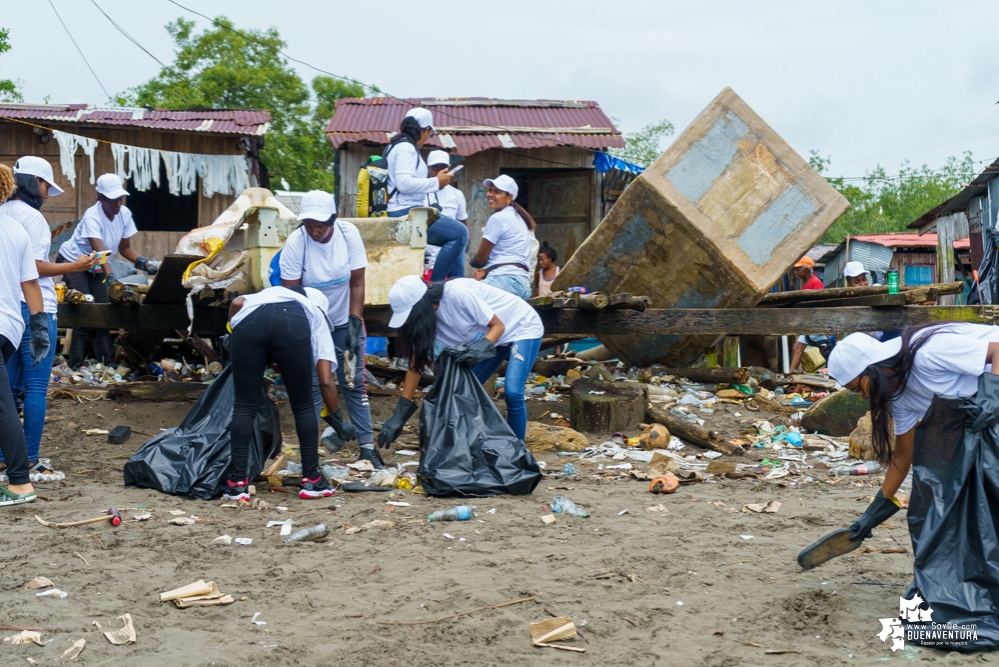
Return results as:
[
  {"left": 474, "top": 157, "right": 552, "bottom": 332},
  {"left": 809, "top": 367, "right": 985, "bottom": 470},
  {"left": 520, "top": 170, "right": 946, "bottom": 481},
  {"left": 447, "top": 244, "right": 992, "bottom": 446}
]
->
[{"left": 721, "top": 336, "right": 740, "bottom": 367}]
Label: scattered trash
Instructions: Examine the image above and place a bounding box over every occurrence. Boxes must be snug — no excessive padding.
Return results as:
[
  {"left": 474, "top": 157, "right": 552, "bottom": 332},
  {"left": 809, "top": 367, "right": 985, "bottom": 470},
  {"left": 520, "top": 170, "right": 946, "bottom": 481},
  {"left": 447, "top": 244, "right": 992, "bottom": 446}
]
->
[
  {"left": 213, "top": 535, "right": 232, "bottom": 545},
  {"left": 645, "top": 504, "right": 668, "bottom": 514},
  {"left": 561, "top": 463, "right": 576, "bottom": 476},
  {"left": 618, "top": 509, "right": 630, "bottom": 516},
  {"left": 23, "top": 576, "right": 55, "bottom": 590},
  {"left": 36, "top": 589, "right": 68, "bottom": 599},
  {"left": 740, "top": 535, "right": 755, "bottom": 540},
  {"left": 133, "top": 512, "right": 153, "bottom": 521},
  {"left": 171, "top": 581, "right": 234, "bottom": 608},
  {"left": 83, "top": 429, "right": 109, "bottom": 436},
  {"left": 103, "top": 614, "right": 136, "bottom": 645},
  {"left": 676, "top": 601, "right": 684, "bottom": 607},
  {"left": 530, "top": 617, "right": 584, "bottom": 652},
  {"left": 169, "top": 517, "right": 196, "bottom": 526},
  {"left": 160, "top": 581, "right": 215, "bottom": 602},
  {"left": 541, "top": 514, "right": 556, "bottom": 525},
  {"left": 427, "top": 506, "right": 476, "bottom": 522},
  {"left": 251, "top": 612, "right": 267, "bottom": 626},
  {"left": 168, "top": 510, "right": 186, "bottom": 516},
  {"left": 284, "top": 524, "right": 329, "bottom": 543},
  {"left": 234, "top": 537, "right": 253, "bottom": 546},
  {"left": 649, "top": 474, "right": 680, "bottom": 494},
  {"left": 344, "top": 520, "right": 394, "bottom": 535},
  {"left": 395, "top": 450, "right": 417, "bottom": 456},
  {"left": 3, "top": 631, "right": 43, "bottom": 645},
  {"left": 442, "top": 533, "right": 455, "bottom": 540},
  {"left": 550, "top": 495, "right": 588, "bottom": 517},
  {"left": 267, "top": 519, "right": 294, "bottom": 536},
  {"left": 830, "top": 462, "right": 882, "bottom": 476},
  {"left": 743, "top": 501, "right": 782, "bottom": 514},
  {"left": 61, "top": 637, "right": 86, "bottom": 660}
]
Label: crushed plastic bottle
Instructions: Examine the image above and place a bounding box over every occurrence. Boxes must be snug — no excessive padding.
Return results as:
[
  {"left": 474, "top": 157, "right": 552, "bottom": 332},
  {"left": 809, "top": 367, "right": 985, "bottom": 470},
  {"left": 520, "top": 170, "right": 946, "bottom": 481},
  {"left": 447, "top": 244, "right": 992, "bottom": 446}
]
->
[
  {"left": 283, "top": 524, "right": 329, "bottom": 543},
  {"left": 669, "top": 407, "right": 699, "bottom": 423},
  {"left": 279, "top": 461, "right": 303, "bottom": 475},
  {"left": 368, "top": 465, "right": 401, "bottom": 487},
  {"left": 562, "top": 463, "right": 577, "bottom": 476},
  {"left": 830, "top": 462, "right": 882, "bottom": 476},
  {"left": 427, "top": 505, "right": 476, "bottom": 522},
  {"left": 551, "top": 495, "right": 589, "bottom": 517},
  {"left": 321, "top": 464, "right": 350, "bottom": 481}
]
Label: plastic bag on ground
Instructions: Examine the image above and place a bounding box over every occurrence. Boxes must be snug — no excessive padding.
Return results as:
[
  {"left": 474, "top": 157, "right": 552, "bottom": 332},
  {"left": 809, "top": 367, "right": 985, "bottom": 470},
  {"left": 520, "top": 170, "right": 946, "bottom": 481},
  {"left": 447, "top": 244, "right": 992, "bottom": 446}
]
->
[
  {"left": 905, "top": 373, "right": 999, "bottom": 650},
  {"left": 417, "top": 352, "right": 542, "bottom": 497},
  {"left": 123, "top": 365, "right": 281, "bottom": 499}
]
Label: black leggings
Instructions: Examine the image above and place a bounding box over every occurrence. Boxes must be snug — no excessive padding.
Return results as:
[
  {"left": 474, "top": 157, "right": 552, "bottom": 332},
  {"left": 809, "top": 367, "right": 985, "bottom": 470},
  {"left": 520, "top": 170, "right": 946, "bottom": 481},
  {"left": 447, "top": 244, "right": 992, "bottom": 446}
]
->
[
  {"left": 229, "top": 302, "right": 319, "bottom": 480},
  {"left": 0, "top": 336, "right": 31, "bottom": 485}
]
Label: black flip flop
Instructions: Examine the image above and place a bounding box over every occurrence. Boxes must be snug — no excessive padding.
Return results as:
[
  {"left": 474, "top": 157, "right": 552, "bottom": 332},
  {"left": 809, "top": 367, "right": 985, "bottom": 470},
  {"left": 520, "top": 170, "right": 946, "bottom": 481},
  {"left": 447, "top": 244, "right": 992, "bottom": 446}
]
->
[
  {"left": 340, "top": 482, "right": 392, "bottom": 492},
  {"left": 798, "top": 528, "right": 862, "bottom": 570}
]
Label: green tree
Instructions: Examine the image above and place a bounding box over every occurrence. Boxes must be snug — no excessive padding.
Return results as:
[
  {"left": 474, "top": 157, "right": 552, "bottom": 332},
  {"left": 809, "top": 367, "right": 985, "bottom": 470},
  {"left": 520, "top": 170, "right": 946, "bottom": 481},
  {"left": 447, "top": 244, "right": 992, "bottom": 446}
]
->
[
  {"left": 0, "top": 28, "right": 23, "bottom": 102},
  {"left": 810, "top": 150, "right": 978, "bottom": 244},
  {"left": 120, "top": 17, "right": 366, "bottom": 191},
  {"left": 610, "top": 118, "right": 675, "bottom": 167}
]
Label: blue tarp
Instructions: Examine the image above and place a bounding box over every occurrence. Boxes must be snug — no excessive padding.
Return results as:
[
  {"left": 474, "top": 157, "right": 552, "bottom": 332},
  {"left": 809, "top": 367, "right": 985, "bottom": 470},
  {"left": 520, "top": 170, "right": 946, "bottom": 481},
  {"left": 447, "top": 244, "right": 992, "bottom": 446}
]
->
[{"left": 593, "top": 152, "right": 645, "bottom": 175}]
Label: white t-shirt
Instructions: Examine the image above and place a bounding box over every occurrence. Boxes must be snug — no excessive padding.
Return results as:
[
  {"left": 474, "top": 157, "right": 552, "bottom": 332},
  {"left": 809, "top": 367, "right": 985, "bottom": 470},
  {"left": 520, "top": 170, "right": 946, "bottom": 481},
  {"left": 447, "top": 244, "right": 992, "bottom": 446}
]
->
[
  {"left": 890, "top": 323, "right": 999, "bottom": 434},
  {"left": 230, "top": 286, "right": 338, "bottom": 368},
  {"left": 279, "top": 223, "right": 367, "bottom": 327},
  {"left": 59, "top": 202, "right": 138, "bottom": 262},
  {"left": 434, "top": 278, "right": 543, "bottom": 349},
  {"left": 482, "top": 206, "right": 533, "bottom": 279},
  {"left": 0, "top": 211, "right": 39, "bottom": 346},
  {"left": 1, "top": 200, "right": 57, "bottom": 314},
  {"left": 386, "top": 141, "right": 440, "bottom": 213},
  {"left": 426, "top": 185, "right": 467, "bottom": 221}
]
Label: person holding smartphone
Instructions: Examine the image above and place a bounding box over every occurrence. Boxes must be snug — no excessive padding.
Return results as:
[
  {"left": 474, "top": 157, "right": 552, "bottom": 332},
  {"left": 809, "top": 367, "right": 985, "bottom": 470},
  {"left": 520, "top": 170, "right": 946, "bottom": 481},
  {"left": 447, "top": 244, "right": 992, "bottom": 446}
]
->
[
  {"left": 384, "top": 108, "right": 468, "bottom": 282},
  {"left": 57, "top": 174, "right": 159, "bottom": 368},
  {"left": 1, "top": 158, "right": 97, "bottom": 484}
]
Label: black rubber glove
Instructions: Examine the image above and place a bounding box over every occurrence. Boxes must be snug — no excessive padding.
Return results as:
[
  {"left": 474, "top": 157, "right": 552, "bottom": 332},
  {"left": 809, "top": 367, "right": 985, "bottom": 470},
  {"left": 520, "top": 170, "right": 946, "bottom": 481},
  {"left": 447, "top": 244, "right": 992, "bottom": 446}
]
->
[
  {"left": 322, "top": 405, "right": 359, "bottom": 448},
  {"left": 134, "top": 256, "right": 158, "bottom": 275},
  {"left": 848, "top": 489, "right": 901, "bottom": 541},
  {"left": 377, "top": 397, "right": 418, "bottom": 449},
  {"left": 451, "top": 338, "right": 497, "bottom": 368},
  {"left": 28, "top": 312, "right": 51, "bottom": 366},
  {"left": 344, "top": 314, "right": 364, "bottom": 359}
]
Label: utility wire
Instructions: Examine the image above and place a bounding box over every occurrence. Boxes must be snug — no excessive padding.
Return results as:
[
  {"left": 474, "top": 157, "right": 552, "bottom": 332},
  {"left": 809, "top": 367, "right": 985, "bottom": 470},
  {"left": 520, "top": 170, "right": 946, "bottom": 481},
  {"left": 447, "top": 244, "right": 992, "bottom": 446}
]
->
[
  {"left": 89, "top": 0, "right": 215, "bottom": 103},
  {"left": 47, "top": 0, "right": 111, "bottom": 101}
]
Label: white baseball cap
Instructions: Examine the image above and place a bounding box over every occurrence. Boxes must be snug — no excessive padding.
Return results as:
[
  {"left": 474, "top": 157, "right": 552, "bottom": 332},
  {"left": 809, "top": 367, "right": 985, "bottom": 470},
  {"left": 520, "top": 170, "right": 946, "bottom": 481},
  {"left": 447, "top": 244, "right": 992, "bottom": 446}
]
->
[
  {"left": 844, "top": 261, "right": 866, "bottom": 278},
  {"left": 388, "top": 275, "right": 429, "bottom": 328},
  {"left": 96, "top": 173, "right": 129, "bottom": 200},
  {"left": 405, "top": 107, "right": 435, "bottom": 132},
  {"left": 297, "top": 190, "right": 337, "bottom": 222},
  {"left": 427, "top": 150, "right": 450, "bottom": 167},
  {"left": 484, "top": 174, "right": 519, "bottom": 199},
  {"left": 13, "top": 156, "right": 64, "bottom": 196},
  {"left": 827, "top": 333, "right": 901, "bottom": 386}
]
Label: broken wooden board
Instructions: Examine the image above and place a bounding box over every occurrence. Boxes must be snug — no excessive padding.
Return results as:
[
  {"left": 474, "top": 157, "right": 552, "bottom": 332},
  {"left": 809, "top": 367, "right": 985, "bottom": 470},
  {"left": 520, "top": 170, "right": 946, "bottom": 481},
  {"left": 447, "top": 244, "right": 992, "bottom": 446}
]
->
[
  {"left": 551, "top": 87, "right": 849, "bottom": 367},
  {"left": 140, "top": 254, "right": 202, "bottom": 305},
  {"left": 790, "top": 293, "right": 907, "bottom": 308}
]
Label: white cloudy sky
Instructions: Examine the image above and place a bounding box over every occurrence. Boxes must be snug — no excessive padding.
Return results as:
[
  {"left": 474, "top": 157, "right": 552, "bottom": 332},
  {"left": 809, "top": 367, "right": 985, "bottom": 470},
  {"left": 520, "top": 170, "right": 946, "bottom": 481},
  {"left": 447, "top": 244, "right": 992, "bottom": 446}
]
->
[{"left": 4, "top": 0, "right": 999, "bottom": 179}]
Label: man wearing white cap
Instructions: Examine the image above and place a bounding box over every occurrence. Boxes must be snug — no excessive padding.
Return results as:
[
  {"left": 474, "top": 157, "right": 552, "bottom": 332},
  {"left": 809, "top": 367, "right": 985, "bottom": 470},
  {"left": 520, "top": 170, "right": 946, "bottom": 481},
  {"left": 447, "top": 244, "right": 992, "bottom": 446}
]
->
[
  {"left": 279, "top": 190, "right": 377, "bottom": 467},
  {"left": 383, "top": 107, "right": 468, "bottom": 281},
  {"left": 58, "top": 173, "right": 158, "bottom": 367},
  {"left": 2, "top": 157, "right": 97, "bottom": 483},
  {"left": 423, "top": 150, "right": 468, "bottom": 272},
  {"left": 843, "top": 260, "right": 869, "bottom": 287},
  {"left": 798, "top": 323, "right": 999, "bottom": 570}
]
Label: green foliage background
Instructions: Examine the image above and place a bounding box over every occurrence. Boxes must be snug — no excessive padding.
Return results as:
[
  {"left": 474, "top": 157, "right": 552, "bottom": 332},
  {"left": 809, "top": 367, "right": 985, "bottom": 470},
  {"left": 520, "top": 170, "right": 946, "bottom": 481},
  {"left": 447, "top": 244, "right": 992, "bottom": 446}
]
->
[{"left": 0, "top": 28, "right": 23, "bottom": 102}]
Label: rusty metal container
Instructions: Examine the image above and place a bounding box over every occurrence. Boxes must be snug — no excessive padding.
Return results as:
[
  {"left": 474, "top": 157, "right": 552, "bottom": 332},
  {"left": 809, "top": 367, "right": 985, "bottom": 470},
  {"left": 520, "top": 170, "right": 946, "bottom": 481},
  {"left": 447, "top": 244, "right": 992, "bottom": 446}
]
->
[{"left": 553, "top": 87, "right": 849, "bottom": 366}]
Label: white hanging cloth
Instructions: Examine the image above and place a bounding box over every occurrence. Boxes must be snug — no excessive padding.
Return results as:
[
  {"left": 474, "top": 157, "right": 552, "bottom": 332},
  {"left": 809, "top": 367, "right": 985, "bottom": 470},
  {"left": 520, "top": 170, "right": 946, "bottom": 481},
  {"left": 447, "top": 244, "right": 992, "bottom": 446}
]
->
[
  {"left": 112, "top": 144, "right": 249, "bottom": 197},
  {"left": 52, "top": 130, "right": 97, "bottom": 188}
]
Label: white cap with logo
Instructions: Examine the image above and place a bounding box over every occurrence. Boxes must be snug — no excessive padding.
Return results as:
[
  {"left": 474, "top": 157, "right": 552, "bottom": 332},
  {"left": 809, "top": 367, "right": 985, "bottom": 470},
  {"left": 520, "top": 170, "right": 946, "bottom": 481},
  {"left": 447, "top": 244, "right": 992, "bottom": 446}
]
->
[
  {"left": 96, "top": 173, "right": 129, "bottom": 200},
  {"left": 483, "top": 174, "right": 519, "bottom": 199},
  {"left": 13, "top": 156, "right": 64, "bottom": 196},
  {"left": 844, "top": 261, "right": 866, "bottom": 278},
  {"left": 405, "top": 107, "right": 435, "bottom": 132},
  {"left": 297, "top": 190, "right": 337, "bottom": 222},
  {"left": 827, "top": 333, "right": 901, "bottom": 386},
  {"left": 427, "top": 150, "right": 450, "bottom": 167},
  {"left": 388, "top": 274, "right": 429, "bottom": 328}
]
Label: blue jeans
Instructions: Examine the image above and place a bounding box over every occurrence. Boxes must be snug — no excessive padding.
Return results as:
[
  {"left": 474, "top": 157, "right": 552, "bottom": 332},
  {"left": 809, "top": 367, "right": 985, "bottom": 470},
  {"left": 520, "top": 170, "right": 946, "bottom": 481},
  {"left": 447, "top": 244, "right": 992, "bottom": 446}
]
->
[
  {"left": 472, "top": 336, "right": 543, "bottom": 442},
  {"left": 391, "top": 206, "right": 468, "bottom": 281},
  {"left": 5, "top": 304, "right": 58, "bottom": 463},
  {"left": 312, "top": 323, "right": 374, "bottom": 444},
  {"left": 483, "top": 273, "right": 532, "bottom": 300}
]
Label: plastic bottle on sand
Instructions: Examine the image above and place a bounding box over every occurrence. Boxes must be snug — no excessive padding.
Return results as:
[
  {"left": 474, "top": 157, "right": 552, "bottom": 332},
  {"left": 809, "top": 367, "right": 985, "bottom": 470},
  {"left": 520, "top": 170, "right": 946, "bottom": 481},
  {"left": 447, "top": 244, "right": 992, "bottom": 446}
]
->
[
  {"left": 551, "top": 495, "right": 589, "bottom": 517},
  {"left": 830, "top": 461, "right": 882, "bottom": 476},
  {"left": 284, "top": 524, "right": 329, "bottom": 543},
  {"left": 427, "top": 506, "right": 476, "bottom": 522}
]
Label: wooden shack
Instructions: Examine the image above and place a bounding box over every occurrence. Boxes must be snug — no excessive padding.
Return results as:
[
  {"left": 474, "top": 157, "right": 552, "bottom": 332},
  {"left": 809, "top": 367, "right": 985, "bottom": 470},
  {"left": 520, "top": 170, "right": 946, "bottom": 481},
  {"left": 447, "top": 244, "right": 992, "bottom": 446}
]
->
[
  {"left": 325, "top": 97, "right": 625, "bottom": 265},
  {"left": 0, "top": 104, "right": 270, "bottom": 260}
]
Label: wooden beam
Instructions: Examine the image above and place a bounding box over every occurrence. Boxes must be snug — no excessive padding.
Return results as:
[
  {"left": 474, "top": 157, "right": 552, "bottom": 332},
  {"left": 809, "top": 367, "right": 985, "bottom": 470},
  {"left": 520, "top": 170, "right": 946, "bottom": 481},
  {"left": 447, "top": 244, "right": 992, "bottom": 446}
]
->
[
  {"left": 791, "top": 293, "right": 908, "bottom": 308},
  {"left": 537, "top": 305, "right": 995, "bottom": 336},
  {"left": 57, "top": 304, "right": 230, "bottom": 336},
  {"left": 759, "top": 281, "right": 964, "bottom": 306}
]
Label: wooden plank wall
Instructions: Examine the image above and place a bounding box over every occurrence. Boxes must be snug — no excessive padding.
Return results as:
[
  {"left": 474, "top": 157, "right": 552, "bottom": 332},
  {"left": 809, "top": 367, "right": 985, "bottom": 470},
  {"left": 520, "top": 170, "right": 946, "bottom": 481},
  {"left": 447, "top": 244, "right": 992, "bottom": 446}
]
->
[
  {"left": 0, "top": 122, "right": 242, "bottom": 230},
  {"left": 890, "top": 251, "right": 937, "bottom": 286}
]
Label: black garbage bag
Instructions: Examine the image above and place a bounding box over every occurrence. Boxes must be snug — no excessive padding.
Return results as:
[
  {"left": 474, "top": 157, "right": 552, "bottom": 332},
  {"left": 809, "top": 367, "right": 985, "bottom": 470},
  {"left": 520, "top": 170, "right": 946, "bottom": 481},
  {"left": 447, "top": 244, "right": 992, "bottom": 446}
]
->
[
  {"left": 417, "top": 351, "right": 542, "bottom": 497},
  {"left": 123, "top": 365, "right": 281, "bottom": 499},
  {"left": 905, "top": 373, "right": 999, "bottom": 650}
]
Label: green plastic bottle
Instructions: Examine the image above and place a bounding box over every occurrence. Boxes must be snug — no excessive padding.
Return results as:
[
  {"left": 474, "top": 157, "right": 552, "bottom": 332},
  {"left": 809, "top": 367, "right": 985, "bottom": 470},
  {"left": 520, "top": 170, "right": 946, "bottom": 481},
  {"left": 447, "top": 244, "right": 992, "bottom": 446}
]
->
[{"left": 887, "top": 269, "right": 899, "bottom": 294}]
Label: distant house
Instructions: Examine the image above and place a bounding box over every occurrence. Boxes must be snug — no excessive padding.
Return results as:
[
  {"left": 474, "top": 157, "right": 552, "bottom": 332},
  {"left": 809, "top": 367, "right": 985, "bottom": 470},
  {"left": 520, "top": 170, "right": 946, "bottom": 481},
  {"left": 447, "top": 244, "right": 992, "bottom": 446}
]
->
[
  {"left": 0, "top": 103, "right": 270, "bottom": 260},
  {"left": 325, "top": 97, "right": 625, "bottom": 264},
  {"left": 816, "top": 232, "right": 971, "bottom": 302}
]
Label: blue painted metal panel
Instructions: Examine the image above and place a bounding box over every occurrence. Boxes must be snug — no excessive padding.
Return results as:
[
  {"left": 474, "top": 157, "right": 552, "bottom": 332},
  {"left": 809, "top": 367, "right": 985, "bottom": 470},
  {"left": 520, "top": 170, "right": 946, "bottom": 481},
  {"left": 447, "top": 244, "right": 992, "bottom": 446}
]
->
[
  {"left": 737, "top": 184, "right": 818, "bottom": 264},
  {"left": 665, "top": 112, "right": 748, "bottom": 203}
]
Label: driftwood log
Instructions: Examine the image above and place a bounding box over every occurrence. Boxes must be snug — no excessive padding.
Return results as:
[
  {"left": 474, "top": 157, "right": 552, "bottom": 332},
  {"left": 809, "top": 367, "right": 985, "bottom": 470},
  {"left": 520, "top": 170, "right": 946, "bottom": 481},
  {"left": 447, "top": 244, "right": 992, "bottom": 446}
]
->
[
  {"left": 646, "top": 404, "right": 742, "bottom": 456},
  {"left": 759, "top": 281, "right": 964, "bottom": 306},
  {"left": 660, "top": 366, "right": 749, "bottom": 384}
]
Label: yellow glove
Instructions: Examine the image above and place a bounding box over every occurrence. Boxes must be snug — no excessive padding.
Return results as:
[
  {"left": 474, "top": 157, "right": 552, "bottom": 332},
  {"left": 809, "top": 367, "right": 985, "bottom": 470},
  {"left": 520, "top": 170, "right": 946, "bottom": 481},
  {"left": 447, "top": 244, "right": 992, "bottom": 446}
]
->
[
  {"left": 320, "top": 406, "right": 330, "bottom": 419},
  {"left": 226, "top": 321, "right": 232, "bottom": 333}
]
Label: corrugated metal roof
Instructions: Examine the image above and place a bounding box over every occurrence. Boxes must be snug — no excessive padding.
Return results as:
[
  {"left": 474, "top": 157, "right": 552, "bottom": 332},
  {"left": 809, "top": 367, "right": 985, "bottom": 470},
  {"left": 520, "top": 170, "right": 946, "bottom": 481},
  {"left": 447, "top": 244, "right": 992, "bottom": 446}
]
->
[
  {"left": 852, "top": 232, "right": 970, "bottom": 248},
  {"left": 0, "top": 104, "right": 271, "bottom": 135},
  {"left": 325, "top": 97, "right": 624, "bottom": 157}
]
